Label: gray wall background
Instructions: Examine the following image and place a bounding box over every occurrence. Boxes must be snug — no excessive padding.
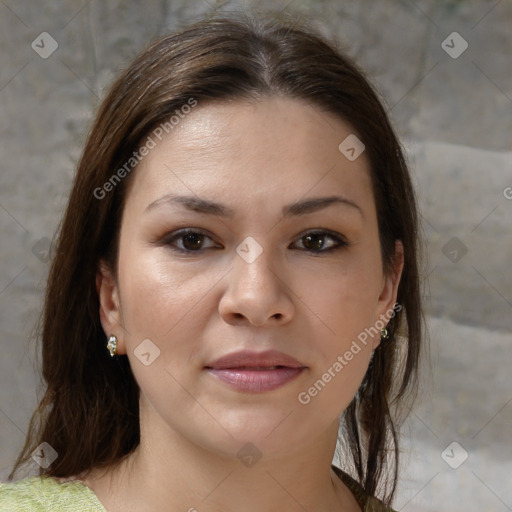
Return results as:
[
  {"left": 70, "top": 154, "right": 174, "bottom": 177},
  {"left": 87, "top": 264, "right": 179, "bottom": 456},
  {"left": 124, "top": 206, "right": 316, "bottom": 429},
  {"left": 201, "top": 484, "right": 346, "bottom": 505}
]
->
[{"left": 1, "top": 1, "right": 511, "bottom": 511}]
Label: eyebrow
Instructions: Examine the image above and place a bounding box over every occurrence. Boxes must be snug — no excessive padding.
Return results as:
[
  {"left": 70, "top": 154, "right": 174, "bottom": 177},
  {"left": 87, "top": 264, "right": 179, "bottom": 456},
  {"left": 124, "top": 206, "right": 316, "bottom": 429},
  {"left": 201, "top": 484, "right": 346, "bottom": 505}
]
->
[{"left": 144, "top": 194, "right": 363, "bottom": 218}]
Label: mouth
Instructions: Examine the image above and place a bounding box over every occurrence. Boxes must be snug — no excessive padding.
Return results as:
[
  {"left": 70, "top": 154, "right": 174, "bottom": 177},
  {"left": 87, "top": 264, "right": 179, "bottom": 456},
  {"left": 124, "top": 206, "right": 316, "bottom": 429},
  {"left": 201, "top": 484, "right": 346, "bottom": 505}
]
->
[{"left": 204, "top": 350, "right": 306, "bottom": 392}]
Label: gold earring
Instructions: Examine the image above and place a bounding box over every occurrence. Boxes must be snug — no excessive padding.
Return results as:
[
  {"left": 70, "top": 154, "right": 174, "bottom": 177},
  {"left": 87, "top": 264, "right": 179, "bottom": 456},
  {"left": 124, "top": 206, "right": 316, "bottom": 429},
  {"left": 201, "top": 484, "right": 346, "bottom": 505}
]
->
[
  {"left": 380, "top": 327, "right": 390, "bottom": 339},
  {"left": 107, "top": 335, "right": 118, "bottom": 357}
]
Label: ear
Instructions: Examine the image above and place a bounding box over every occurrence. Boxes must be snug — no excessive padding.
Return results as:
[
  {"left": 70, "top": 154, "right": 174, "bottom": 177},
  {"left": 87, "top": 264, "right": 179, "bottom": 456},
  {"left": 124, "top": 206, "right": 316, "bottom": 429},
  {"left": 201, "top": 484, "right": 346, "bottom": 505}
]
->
[
  {"left": 96, "top": 260, "right": 126, "bottom": 355},
  {"left": 372, "top": 240, "right": 404, "bottom": 350}
]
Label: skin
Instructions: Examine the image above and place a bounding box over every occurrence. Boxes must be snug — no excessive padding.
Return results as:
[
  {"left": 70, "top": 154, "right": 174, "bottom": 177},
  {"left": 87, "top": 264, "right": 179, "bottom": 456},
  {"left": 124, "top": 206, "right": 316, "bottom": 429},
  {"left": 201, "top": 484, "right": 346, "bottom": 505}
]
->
[{"left": 90, "top": 96, "right": 404, "bottom": 512}]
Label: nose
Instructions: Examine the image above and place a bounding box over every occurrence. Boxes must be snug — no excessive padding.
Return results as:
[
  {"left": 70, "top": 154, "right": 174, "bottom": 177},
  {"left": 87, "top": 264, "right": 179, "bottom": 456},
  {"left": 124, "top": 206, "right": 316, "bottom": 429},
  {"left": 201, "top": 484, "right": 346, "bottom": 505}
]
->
[{"left": 218, "top": 243, "right": 295, "bottom": 327}]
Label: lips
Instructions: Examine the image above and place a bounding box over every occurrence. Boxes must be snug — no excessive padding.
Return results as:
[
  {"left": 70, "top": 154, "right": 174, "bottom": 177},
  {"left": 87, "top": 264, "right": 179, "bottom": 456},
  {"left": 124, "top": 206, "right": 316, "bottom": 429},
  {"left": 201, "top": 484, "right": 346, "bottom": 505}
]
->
[
  {"left": 205, "top": 350, "right": 306, "bottom": 393},
  {"left": 205, "top": 349, "right": 305, "bottom": 370}
]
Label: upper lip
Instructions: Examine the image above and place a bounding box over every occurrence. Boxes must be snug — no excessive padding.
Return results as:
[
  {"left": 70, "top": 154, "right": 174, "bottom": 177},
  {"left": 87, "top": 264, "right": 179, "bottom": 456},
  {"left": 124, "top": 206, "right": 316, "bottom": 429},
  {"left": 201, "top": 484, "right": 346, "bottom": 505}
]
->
[{"left": 205, "top": 350, "right": 305, "bottom": 370}]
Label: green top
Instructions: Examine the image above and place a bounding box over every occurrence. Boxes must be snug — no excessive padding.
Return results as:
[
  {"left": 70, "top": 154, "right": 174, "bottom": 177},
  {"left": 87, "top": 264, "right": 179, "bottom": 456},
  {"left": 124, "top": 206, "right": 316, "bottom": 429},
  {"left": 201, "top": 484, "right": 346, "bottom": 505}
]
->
[
  {"left": 0, "top": 466, "right": 396, "bottom": 511},
  {"left": 0, "top": 475, "right": 106, "bottom": 511}
]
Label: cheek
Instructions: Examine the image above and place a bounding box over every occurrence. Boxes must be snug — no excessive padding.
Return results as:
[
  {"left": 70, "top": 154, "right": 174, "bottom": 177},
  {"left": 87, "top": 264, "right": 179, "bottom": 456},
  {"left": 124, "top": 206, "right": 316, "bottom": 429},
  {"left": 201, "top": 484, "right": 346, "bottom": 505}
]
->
[
  {"left": 297, "top": 270, "right": 377, "bottom": 415},
  {"left": 300, "top": 253, "right": 382, "bottom": 404},
  {"left": 310, "top": 256, "right": 383, "bottom": 338},
  {"left": 117, "top": 249, "right": 210, "bottom": 405},
  {"left": 116, "top": 245, "right": 232, "bottom": 387},
  {"left": 118, "top": 244, "right": 206, "bottom": 337}
]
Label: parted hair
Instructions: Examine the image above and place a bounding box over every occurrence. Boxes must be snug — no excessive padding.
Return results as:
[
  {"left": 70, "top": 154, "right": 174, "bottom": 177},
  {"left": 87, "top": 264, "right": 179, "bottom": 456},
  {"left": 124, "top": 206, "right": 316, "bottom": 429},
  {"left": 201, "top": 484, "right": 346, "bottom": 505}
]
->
[{"left": 10, "top": 9, "right": 423, "bottom": 506}]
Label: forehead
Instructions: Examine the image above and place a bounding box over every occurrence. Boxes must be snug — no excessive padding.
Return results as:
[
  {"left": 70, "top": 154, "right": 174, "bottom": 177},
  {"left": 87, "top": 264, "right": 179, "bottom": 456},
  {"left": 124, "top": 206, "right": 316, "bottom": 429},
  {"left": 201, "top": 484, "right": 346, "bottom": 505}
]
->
[{"left": 124, "top": 96, "right": 374, "bottom": 216}]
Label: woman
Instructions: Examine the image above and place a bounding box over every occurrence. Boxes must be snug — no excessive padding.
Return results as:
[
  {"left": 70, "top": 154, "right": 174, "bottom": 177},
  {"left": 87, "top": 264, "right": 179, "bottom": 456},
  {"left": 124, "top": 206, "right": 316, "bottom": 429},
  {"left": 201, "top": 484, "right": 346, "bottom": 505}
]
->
[{"left": 1, "top": 10, "right": 422, "bottom": 512}]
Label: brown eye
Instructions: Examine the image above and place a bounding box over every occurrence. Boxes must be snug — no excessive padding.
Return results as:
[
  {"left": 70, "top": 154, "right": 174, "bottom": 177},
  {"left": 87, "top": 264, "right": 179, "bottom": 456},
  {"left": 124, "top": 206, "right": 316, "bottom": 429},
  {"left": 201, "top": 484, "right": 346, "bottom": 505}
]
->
[
  {"left": 164, "top": 229, "right": 218, "bottom": 253},
  {"left": 181, "top": 232, "right": 205, "bottom": 251},
  {"left": 303, "top": 233, "right": 326, "bottom": 251},
  {"left": 294, "top": 230, "right": 348, "bottom": 254}
]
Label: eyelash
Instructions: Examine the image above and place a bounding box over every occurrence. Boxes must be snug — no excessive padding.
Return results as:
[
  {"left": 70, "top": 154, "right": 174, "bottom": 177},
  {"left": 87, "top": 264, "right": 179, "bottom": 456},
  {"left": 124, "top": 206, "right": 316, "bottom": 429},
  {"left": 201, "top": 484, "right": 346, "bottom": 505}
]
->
[{"left": 161, "top": 228, "right": 349, "bottom": 255}]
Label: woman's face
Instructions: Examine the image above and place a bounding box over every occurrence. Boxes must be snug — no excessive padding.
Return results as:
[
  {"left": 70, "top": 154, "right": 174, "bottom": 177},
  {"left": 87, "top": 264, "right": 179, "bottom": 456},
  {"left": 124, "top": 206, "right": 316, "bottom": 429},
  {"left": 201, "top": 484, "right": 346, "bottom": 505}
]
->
[{"left": 97, "top": 96, "right": 403, "bottom": 461}]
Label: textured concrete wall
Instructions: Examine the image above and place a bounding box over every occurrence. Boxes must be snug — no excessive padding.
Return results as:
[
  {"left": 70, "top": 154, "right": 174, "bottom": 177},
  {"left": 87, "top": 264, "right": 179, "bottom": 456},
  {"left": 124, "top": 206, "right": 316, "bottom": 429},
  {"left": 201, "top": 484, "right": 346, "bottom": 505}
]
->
[{"left": 1, "top": 1, "right": 511, "bottom": 511}]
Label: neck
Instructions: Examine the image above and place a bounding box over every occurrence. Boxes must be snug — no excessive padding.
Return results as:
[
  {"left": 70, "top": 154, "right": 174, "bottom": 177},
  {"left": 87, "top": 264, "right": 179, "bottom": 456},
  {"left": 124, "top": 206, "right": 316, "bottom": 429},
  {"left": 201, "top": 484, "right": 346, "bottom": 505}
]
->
[{"left": 85, "top": 399, "right": 359, "bottom": 512}]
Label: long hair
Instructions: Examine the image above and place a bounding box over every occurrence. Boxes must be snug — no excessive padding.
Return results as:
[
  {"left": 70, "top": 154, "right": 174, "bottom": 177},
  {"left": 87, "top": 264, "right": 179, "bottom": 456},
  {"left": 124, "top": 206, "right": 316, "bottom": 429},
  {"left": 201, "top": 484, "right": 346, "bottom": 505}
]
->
[{"left": 10, "top": 10, "right": 423, "bottom": 505}]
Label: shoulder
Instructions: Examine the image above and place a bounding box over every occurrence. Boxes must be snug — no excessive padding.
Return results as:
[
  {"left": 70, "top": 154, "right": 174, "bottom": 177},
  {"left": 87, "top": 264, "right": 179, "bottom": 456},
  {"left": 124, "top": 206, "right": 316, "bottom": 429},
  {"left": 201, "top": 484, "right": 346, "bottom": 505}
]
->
[
  {"left": 0, "top": 477, "right": 49, "bottom": 512},
  {"left": 331, "top": 465, "right": 398, "bottom": 512},
  {"left": 0, "top": 476, "right": 106, "bottom": 512}
]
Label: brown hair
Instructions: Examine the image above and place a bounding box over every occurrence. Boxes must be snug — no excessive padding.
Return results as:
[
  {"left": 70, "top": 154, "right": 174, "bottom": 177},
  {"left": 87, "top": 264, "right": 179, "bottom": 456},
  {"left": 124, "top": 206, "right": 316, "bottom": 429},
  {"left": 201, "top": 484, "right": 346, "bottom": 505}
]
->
[{"left": 10, "top": 10, "right": 423, "bottom": 505}]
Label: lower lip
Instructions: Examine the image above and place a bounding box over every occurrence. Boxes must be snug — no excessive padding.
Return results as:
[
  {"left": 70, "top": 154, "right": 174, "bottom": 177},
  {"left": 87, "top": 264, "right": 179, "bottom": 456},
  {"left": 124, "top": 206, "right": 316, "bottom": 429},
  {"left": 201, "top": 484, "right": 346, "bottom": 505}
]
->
[{"left": 206, "top": 367, "right": 305, "bottom": 392}]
